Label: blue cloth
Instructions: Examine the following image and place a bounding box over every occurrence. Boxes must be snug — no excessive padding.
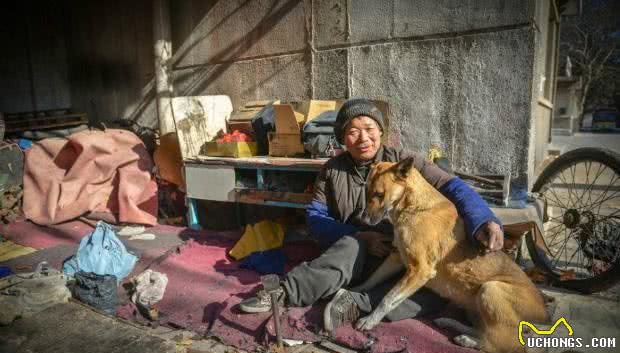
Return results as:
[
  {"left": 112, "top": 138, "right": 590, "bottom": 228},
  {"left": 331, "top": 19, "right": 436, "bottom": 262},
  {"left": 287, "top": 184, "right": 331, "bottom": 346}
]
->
[
  {"left": 239, "top": 249, "right": 286, "bottom": 275},
  {"left": 63, "top": 222, "right": 138, "bottom": 283},
  {"left": 439, "top": 177, "right": 502, "bottom": 242},
  {"left": 306, "top": 200, "right": 358, "bottom": 248},
  {"left": 17, "top": 139, "right": 33, "bottom": 150},
  {"left": 0, "top": 266, "right": 12, "bottom": 278}
]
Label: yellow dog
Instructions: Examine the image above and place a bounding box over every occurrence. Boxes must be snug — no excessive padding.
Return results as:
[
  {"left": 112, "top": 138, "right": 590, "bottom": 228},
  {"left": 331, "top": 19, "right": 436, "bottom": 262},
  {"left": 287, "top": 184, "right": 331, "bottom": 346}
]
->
[{"left": 355, "top": 158, "right": 549, "bottom": 353}]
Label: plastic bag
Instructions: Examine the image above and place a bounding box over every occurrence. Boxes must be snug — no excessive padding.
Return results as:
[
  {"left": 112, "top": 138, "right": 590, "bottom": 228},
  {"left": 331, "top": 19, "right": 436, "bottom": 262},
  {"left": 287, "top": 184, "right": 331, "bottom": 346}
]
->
[
  {"left": 72, "top": 271, "right": 118, "bottom": 315},
  {"left": 131, "top": 269, "right": 168, "bottom": 307},
  {"left": 63, "top": 222, "right": 138, "bottom": 282}
]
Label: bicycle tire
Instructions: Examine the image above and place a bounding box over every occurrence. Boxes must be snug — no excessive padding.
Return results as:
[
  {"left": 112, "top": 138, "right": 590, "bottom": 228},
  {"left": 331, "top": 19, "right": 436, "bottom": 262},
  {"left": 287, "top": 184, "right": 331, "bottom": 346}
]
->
[{"left": 526, "top": 147, "right": 620, "bottom": 293}]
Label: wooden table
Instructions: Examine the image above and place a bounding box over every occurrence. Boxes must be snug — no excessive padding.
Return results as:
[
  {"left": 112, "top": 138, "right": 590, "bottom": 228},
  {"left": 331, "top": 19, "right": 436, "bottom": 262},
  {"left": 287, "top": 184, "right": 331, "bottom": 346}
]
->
[{"left": 184, "top": 155, "right": 326, "bottom": 229}]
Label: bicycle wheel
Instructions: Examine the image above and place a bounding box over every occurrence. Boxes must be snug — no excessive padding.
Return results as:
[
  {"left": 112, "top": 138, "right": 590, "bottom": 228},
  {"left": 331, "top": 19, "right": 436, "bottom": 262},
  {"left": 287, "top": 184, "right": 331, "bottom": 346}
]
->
[{"left": 526, "top": 147, "right": 620, "bottom": 293}]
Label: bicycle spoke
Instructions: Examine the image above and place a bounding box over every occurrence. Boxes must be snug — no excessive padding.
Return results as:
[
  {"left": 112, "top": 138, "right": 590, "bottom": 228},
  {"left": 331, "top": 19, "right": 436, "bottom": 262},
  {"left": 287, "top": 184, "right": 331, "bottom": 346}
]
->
[
  {"left": 547, "top": 214, "right": 564, "bottom": 223},
  {"left": 581, "top": 160, "right": 593, "bottom": 206},
  {"left": 593, "top": 191, "right": 620, "bottom": 219},
  {"left": 583, "top": 162, "right": 605, "bottom": 207},
  {"left": 551, "top": 232, "right": 570, "bottom": 269},
  {"left": 557, "top": 170, "right": 576, "bottom": 208},
  {"left": 569, "top": 163, "right": 586, "bottom": 210},
  {"left": 535, "top": 152, "right": 620, "bottom": 285},
  {"left": 545, "top": 178, "right": 570, "bottom": 210},
  {"left": 548, "top": 229, "right": 569, "bottom": 249},
  {"left": 545, "top": 219, "right": 567, "bottom": 240},
  {"left": 582, "top": 170, "right": 619, "bottom": 211},
  {"left": 545, "top": 195, "right": 567, "bottom": 209},
  {"left": 594, "top": 210, "right": 620, "bottom": 223}
]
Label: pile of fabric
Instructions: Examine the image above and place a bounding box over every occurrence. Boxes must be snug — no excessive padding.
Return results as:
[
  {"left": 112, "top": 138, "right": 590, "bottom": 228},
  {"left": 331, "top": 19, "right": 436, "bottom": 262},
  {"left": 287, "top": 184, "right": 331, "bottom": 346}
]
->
[{"left": 22, "top": 129, "right": 157, "bottom": 226}]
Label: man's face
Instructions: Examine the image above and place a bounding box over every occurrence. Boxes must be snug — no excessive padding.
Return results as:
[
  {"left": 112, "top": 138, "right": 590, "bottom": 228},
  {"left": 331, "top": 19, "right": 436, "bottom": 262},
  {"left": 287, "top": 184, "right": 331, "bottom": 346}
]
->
[{"left": 343, "top": 116, "right": 382, "bottom": 162}]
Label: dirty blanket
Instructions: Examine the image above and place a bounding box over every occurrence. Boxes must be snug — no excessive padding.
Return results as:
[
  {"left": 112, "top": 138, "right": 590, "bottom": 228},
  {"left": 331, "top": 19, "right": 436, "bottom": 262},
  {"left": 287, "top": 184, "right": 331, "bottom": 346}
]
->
[
  {"left": 23, "top": 129, "right": 157, "bottom": 225},
  {"left": 118, "top": 239, "right": 475, "bottom": 353}
]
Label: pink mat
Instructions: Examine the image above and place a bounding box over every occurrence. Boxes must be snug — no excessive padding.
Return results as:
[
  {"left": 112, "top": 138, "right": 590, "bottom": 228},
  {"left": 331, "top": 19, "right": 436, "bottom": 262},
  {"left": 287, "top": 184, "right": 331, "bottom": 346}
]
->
[
  {"left": 1, "top": 220, "right": 475, "bottom": 352},
  {"left": 118, "top": 239, "right": 475, "bottom": 353},
  {"left": 0, "top": 219, "right": 240, "bottom": 250},
  {"left": 0, "top": 219, "right": 92, "bottom": 249}
]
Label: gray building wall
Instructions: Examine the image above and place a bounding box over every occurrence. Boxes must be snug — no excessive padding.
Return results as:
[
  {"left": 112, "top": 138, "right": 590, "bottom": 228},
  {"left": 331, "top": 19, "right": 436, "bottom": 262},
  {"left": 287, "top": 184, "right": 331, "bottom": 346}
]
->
[
  {"left": 169, "top": 0, "right": 549, "bottom": 184},
  {"left": 0, "top": 0, "right": 556, "bottom": 185}
]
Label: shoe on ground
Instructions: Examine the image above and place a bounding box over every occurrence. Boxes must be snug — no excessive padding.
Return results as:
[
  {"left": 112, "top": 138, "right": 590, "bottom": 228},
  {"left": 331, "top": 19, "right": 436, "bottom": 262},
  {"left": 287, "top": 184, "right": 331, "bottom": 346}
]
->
[
  {"left": 238, "top": 286, "right": 285, "bottom": 313},
  {"left": 323, "top": 288, "right": 360, "bottom": 332}
]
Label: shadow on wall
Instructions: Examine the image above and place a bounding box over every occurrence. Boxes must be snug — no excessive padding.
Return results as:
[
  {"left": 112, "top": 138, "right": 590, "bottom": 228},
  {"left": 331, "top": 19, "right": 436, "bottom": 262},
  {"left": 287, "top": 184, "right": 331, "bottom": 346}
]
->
[{"left": 123, "top": 0, "right": 302, "bottom": 127}]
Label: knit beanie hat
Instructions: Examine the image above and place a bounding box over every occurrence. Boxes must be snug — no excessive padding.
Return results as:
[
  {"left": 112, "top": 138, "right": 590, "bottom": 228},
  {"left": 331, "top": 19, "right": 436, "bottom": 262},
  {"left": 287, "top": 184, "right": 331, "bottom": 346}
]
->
[{"left": 335, "top": 98, "right": 385, "bottom": 144}]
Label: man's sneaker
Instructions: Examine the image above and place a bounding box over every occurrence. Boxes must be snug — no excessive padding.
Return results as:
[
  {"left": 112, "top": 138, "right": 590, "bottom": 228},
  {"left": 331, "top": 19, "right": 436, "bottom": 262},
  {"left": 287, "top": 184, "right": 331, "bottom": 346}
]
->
[
  {"left": 324, "top": 288, "right": 360, "bottom": 332},
  {"left": 238, "top": 286, "right": 285, "bottom": 313}
]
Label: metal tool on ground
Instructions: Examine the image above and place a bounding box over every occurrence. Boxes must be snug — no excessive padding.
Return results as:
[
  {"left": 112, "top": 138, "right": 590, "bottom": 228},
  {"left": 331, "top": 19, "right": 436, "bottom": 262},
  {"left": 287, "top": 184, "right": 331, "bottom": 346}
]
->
[{"left": 260, "top": 274, "right": 283, "bottom": 348}]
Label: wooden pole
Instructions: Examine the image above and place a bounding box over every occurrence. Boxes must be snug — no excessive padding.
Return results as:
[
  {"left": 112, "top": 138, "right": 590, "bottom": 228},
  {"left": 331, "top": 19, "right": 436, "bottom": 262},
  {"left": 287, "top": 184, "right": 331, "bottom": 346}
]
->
[{"left": 153, "top": 0, "right": 175, "bottom": 136}]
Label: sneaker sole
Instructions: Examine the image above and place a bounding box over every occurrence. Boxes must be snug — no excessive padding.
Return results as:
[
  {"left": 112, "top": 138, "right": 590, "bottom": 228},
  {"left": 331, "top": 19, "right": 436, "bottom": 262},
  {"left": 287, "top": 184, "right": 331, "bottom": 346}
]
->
[
  {"left": 323, "top": 288, "right": 348, "bottom": 332},
  {"left": 238, "top": 302, "right": 272, "bottom": 313}
]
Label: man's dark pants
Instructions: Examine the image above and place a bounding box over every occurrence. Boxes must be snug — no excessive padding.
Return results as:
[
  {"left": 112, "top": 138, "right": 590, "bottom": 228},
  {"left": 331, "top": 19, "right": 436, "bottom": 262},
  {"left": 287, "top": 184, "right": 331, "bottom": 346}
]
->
[{"left": 281, "top": 235, "right": 446, "bottom": 321}]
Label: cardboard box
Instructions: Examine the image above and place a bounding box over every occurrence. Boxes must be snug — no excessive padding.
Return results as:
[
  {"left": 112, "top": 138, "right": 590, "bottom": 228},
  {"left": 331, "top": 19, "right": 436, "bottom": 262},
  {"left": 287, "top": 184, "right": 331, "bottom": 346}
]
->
[
  {"left": 268, "top": 104, "right": 305, "bottom": 157},
  {"left": 267, "top": 100, "right": 344, "bottom": 157},
  {"left": 226, "top": 120, "right": 253, "bottom": 136},
  {"left": 297, "top": 100, "right": 342, "bottom": 123},
  {"left": 229, "top": 100, "right": 280, "bottom": 122},
  {"left": 204, "top": 141, "right": 258, "bottom": 158},
  {"left": 268, "top": 133, "right": 305, "bottom": 157}
]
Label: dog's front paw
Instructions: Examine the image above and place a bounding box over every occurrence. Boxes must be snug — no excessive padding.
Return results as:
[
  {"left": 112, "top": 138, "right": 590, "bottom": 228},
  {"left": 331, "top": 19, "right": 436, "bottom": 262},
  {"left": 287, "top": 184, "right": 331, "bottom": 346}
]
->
[{"left": 356, "top": 315, "right": 379, "bottom": 331}]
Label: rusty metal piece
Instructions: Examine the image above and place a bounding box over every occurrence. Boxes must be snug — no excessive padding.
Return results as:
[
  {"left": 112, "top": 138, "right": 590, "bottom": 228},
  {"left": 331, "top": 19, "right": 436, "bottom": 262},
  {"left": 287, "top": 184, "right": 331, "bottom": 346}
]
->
[{"left": 261, "top": 274, "right": 283, "bottom": 348}]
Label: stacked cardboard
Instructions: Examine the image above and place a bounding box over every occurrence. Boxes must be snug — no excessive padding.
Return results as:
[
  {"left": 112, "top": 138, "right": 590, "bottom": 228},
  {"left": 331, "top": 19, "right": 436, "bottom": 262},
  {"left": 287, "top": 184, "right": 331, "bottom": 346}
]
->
[
  {"left": 268, "top": 100, "right": 343, "bottom": 157},
  {"left": 218, "top": 99, "right": 388, "bottom": 157},
  {"left": 227, "top": 100, "right": 279, "bottom": 136}
]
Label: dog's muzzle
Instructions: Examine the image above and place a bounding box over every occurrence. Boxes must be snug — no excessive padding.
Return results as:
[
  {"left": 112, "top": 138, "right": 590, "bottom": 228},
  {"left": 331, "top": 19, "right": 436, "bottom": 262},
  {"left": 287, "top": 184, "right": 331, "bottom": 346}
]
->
[{"left": 361, "top": 209, "right": 386, "bottom": 226}]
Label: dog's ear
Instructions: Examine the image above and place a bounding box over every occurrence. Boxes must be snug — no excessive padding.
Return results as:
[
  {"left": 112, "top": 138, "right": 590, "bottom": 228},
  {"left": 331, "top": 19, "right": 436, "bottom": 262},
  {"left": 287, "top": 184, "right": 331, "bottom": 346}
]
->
[{"left": 395, "top": 157, "right": 414, "bottom": 179}]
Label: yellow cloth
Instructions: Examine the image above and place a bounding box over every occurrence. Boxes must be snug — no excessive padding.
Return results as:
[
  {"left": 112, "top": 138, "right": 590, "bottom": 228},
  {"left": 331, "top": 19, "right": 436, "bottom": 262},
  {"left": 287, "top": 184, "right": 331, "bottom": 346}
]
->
[
  {"left": 0, "top": 241, "right": 36, "bottom": 262},
  {"left": 228, "top": 220, "right": 285, "bottom": 260}
]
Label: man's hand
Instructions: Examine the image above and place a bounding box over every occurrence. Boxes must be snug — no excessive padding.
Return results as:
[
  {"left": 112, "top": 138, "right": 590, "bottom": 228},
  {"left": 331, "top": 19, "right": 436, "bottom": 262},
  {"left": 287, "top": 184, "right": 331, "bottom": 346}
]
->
[
  {"left": 356, "top": 231, "right": 393, "bottom": 257},
  {"left": 475, "top": 221, "right": 504, "bottom": 252}
]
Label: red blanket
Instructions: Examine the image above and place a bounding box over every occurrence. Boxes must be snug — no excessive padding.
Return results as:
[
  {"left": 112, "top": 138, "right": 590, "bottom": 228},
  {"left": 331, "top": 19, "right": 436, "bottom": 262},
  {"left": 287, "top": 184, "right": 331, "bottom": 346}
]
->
[{"left": 23, "top": 129, "right": 157, "bottom": 225}]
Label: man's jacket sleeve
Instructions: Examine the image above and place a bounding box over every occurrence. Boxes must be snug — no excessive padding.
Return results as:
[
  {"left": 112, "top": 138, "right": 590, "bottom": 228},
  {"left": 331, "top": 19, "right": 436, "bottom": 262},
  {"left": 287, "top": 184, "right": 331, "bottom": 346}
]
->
[
  {"left": 439, "top": 176, "right": 502, "bottom": 242},
  {"left": 306, "top": 200, "right": 358, "bottom": 248},
  {"left": 305, "top": 166, "right": 357, "bottom": 248},
  {"left": 404, "top": 152, "right": 502, "bottom": 242}
]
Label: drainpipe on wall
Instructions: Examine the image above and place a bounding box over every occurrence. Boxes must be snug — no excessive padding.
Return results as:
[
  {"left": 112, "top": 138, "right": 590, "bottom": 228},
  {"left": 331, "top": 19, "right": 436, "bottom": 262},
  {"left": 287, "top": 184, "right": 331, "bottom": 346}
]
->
[{"left": 153, "top": 0, "right": 175, "bottom": 136}]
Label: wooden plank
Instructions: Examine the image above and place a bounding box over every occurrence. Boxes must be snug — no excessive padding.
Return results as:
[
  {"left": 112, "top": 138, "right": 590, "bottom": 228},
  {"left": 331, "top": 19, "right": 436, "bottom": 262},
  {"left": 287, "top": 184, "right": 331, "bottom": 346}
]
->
[
  {"left": 190, "top": 155, "right": 326, "bottom": 169},
  {"left": 4, "top": 113, "right": 88, "bottom": 132},
  {"left": 236, "top": 189, "right": 313, "bottom": 204}
]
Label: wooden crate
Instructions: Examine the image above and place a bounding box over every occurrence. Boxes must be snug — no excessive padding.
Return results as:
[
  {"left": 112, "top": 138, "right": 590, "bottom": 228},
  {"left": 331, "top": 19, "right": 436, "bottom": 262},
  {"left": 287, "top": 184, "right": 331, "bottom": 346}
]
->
[
  {"left": 235, "top": 189, "right": 313, "bottom": 205},
  {"left": 4, "top": 110, "right": 88, "bottom": 133}
]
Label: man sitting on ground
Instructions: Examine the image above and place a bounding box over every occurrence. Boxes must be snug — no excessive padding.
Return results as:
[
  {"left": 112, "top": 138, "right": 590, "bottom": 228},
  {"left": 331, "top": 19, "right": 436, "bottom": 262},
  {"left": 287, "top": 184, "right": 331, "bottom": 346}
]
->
[{"left": 238, "top": 98, "right": 504, "bottom": 332}]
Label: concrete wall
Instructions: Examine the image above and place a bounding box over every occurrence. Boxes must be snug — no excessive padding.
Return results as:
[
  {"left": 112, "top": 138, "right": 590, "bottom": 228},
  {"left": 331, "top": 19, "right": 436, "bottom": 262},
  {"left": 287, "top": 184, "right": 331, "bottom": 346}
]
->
[
  {"left": 0, "top": 0, "right": 153, "bottom": 126},
  {"left": 65, "top": 0, "right": 154, "bottom": 125},
  {"left": 169, "top": 0, "right": 549, "bottom": 184},
  {"left": 0, "top": 2, "right": 71, "bottom": 113},
  {"left": 0, "top": 0, "right": 555, "bottom": 185}
]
